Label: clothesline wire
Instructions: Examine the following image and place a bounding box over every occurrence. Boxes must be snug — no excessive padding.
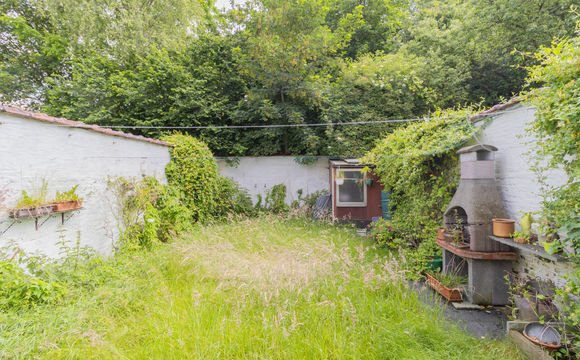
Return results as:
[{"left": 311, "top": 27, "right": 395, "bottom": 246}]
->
[{"left": 0, "top": 109, "right": 514, "bottom": 130}]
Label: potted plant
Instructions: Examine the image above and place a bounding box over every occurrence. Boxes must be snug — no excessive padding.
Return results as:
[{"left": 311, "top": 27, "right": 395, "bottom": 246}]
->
[
  {"left": 9, "top": 181, "right": 53, "bottom": 218},
  {"left": 52, "top": 185, "right": 83, "bottom": 212},
  {"left": 426, "top": 270, "right": 466, "bottom": 302},
  {"left": 511, "top": 231, "right": 530, "bottom": 244}
]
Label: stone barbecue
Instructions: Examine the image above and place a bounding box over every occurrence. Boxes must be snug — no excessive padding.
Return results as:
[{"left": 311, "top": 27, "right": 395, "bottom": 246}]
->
[{"left": 438, "top": 144, "right": 516, "bottom": 305}]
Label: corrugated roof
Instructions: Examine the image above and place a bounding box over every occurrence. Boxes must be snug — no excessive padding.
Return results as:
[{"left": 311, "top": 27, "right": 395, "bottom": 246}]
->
[{"left": 0, "top": 106, "right": 171, "bottom": 147}]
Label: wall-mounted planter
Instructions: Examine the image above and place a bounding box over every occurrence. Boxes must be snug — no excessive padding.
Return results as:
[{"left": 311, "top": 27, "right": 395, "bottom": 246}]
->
[
  {"left": 52, "top": 200, "right": 83, "bottom": 212},
  {"left": 365, "top": 178, "right": 373, "bottom": 186},
  {"left": 492, "top": 218, "right": 515, "bottom": 237},
  {"left": 9, "top": 205, "right": 54, "bottom": 219},
  {"left": 426, "top": 273, "right": 463, "bottom": 302}
]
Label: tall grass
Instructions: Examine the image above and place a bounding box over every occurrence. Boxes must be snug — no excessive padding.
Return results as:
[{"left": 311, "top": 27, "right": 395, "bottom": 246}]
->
[{"left": 0, "top": 216, "right": 522, "bottom": 359}]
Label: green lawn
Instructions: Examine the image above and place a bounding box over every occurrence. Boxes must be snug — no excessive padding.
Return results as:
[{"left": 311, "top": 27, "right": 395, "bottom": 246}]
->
[{"left": 0, "top": 216, "right": 522, "bottom": 359}]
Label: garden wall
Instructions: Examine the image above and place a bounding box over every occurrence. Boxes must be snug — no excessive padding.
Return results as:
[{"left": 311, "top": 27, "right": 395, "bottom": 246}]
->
[
  {"left": 217, "top": 157, "right": 329, "bottom": 204},
  {"left": 471, "top": 104, "right": 574, "bottom": 288},
  {"left": 0, "top": 108, "right": 171, "bottom": 258}
]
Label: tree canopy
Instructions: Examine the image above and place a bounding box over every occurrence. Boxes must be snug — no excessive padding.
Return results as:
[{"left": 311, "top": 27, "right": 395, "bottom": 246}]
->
[{"left": 1, "top": 0, "right": 577, "bottom": 156}]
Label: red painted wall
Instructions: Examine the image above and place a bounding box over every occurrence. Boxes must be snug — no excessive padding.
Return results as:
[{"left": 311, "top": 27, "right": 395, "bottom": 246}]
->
[{"left": 332, "top": 169, "right": 383, "bottom": 221}]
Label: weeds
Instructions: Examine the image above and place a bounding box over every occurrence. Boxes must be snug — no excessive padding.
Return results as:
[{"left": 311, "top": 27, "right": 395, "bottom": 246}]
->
[{"left": 0, "top": 217, "right": 522, "bottom": 359}]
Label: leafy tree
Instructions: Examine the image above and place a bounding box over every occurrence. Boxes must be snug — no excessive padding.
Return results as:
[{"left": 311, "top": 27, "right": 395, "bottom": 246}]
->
[
  {"left": 229, "top": 0, "right": 364, "bottom": 155},
  {"left": 0, "top": 0, "right": 68, "bottom": 105},
  {"left": 326, "top": 0, "right": 407, "bottom": 59},
  {"left": 401, "top": 0, "right": 577, "bottom": 108},
  {"left": 44, "top": 35, "right": 248, "bottom": 156},
  {"left": 320, "top": 52, "right": 433, "bottom": 156},
  {"left": 39, "top": 0, "right": 205, "bottom": 60}
]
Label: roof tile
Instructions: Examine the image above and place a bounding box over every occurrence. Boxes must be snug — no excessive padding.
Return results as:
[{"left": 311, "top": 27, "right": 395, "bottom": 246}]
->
[{"left": 0, "top": 106, "right": 171, "bottom": 147}]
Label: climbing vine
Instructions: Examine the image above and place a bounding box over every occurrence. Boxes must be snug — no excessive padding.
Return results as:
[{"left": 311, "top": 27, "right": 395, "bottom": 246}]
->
[
  {"left": 522, "top": 21, "right": 580, "bottom": 261},
  {"left": 522, "top": 21, "right": 579, "bottom": 355},
  {"left": 362, "top": 107, "right": 480, "bottom": 276}
]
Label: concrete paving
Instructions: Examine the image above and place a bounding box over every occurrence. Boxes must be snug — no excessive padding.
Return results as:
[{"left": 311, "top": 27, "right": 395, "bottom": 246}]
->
[{"left": 414, "top": 281, "right": 510, "bottom": 340}]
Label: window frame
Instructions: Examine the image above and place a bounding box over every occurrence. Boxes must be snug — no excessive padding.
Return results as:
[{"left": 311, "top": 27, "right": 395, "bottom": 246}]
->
[{"left": 335, "top": 168, "right": 367, "bottom": 208}]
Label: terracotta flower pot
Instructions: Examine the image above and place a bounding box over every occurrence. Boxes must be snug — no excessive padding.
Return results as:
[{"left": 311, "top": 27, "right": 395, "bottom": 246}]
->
[
  {"left": 426, "top": 273, "right": 463, "bottom": 302},
  {"left": 52, "top": 200, "right": 83, "bottom": 212},
  {"left": 492, "top": 218, "right": 515, "bottom": 237},
  {"left": 513, "top": 237, "right": 526, "bottom": 244}
]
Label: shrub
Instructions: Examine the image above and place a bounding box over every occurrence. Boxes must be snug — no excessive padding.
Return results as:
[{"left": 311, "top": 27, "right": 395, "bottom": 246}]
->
[
  {"left": 0, "top": 260, "right": 65, "bottom": 309},
  {"left": 361, "top": 107, "right": 480, "bottom": 277},
  {"left": 163, "top": 133, "right": 224, "bottom": 222},
  {"left": 264, "top": 184, "right": 289, "bottom": 214}
]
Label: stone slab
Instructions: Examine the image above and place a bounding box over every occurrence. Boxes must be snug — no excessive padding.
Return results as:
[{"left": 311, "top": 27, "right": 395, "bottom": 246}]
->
[
  {"left": 451, "top": 302, "right": 482, "bottom": 310},
  {"left": 507, "top": 330, "right": 553, "bottom": 360}
]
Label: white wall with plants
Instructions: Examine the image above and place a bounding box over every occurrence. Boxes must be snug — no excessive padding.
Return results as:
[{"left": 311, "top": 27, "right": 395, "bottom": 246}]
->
[
  {"left": 217, "top": 157, "right": 330, "bottom": 205},
  {"left": 0, "top": 113, "right": 171, "bottom": 258},
  {"left": 471, "top": 105, "right": 574, "bottom": 288}
]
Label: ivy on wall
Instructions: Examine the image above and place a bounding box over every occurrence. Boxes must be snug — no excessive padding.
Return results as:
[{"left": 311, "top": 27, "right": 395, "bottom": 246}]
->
[
  {"left": 522, "top": 21, "right": 579, "bottom": 354},
  {"left": 163, "top": 133, "right": 231, "bottom": 222},
  {"left": 362, "top": 108, "right": 479, "bottom": 275},
  {"left": 523, "top": 21, "right": 580, "bottom": 261}
]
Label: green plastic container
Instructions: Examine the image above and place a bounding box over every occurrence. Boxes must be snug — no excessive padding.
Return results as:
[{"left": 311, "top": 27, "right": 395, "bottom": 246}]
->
[{"left": 426, "top": 256, "right": 443, "bottom": 272}]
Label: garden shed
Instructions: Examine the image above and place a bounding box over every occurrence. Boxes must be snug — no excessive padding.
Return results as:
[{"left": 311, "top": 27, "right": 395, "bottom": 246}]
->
[
  {"left": 0, "top": 106, "right": 171, "bottom": 258},
  {"left": 329, "top": 159, "right": 386, "bottom": 225}
]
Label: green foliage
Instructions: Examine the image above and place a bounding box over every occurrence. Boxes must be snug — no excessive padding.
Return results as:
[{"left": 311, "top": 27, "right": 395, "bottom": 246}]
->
[
  {"left": 511, "top": 231, "right": 531, "bottom": 243},
  {"left": 163, "top": 133, "right": 224, "bottom": 222},
  {"left": 520, "top": 23, "right": 580, "bottom": 353},
  {"left": 39, "top": 0, "right": 204, "bottom": 60},
  {"left": 402, "top": 0, "right": 577, "bottom": 108},
  {"left": 44, "top": 35, "right": 248, "bottom": 156},
  {"left": 522, "top": 21, "right": 580, "bottom": 261},
  {"left": 110, "top": 177, "right": 165, "bottom": 250},
  {"left": 54, "top": 184, "right": 81, "bottom": 202},
  {"left": 0, "top": 260, "right": 65, "bottom": 309},
  {"left": 264, "top": 184, "right": 289, "bottom": 214},
  {"left": 0, "top": 217, "right": 521, "bottom": 359},
  {"left": 15, "top": 180, "right": 49, "bottom": 208},
  {"left": 321, "top": 52, "right": 433, "bottom": 156},
  {"left": 3, "top": 0, "right": 577, "bottom": 157},
  {"left": 554, "top": 269, "right": 580, "bottom": 355},
  {"left": 292, "top": 189, "right": 329, "bottom": 211},
  {"left": 216, "top": 176, "right": 257, "bottom": 217},
  {"left": 370, "top": 219, "right": 404, "bottom": 250},
  {"left": 0, "top": 0, "right": 68, "bottom": 105},
  {"left": 430, "top": 269, "right": 468, "bottom": 289},
  {"left": 362, "top": 107, "right": 480, "bottom": 277}
]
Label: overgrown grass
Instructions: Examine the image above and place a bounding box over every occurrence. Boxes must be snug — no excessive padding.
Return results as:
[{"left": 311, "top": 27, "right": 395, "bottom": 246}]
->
[{"left": 0, "top": 217, "right": 522, "bottom": 359}]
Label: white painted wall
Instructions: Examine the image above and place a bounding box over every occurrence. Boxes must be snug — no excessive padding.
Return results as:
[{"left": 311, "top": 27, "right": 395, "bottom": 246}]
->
[
  {"left": 473, "top": 105, "right": 567, "bottom": 222},
  {"left": 0, "top": 113, "right": 170, "bottom": 258},
  {"left": 217, "top": 157, "right": 329, "bottom": 204},
  {"left": 472, "top": 105, "right": 572, "bottom": 287}
]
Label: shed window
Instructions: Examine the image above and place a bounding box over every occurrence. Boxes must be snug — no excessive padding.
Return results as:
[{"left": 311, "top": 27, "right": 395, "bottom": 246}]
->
[{"left": 336, "top": 169, "right": 366, "bottom": 207}]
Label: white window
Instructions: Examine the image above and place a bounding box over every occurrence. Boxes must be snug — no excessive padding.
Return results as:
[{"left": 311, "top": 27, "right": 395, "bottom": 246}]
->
[{"left": 336, "top": 169, "right": 366, "bottom": 207}]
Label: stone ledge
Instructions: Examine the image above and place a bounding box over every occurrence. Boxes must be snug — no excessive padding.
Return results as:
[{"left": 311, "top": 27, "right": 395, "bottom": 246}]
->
[
  {"left": 489, "top": 235, "right": 568, "bottom": 262},
  {"left": 507, "top": 330, "right": 554, "bottom": 360}
]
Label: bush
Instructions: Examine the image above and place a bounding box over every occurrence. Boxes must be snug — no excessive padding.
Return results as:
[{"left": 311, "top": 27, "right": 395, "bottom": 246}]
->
[
  {"left": 163, "top": 133, "right": 224, "bottom": 222},
  {"left": 362, "top": 107, "right": 479, "bottom": 277},
  {"left": 0, "top": 260, "right": 65, "bottom": 309}
]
